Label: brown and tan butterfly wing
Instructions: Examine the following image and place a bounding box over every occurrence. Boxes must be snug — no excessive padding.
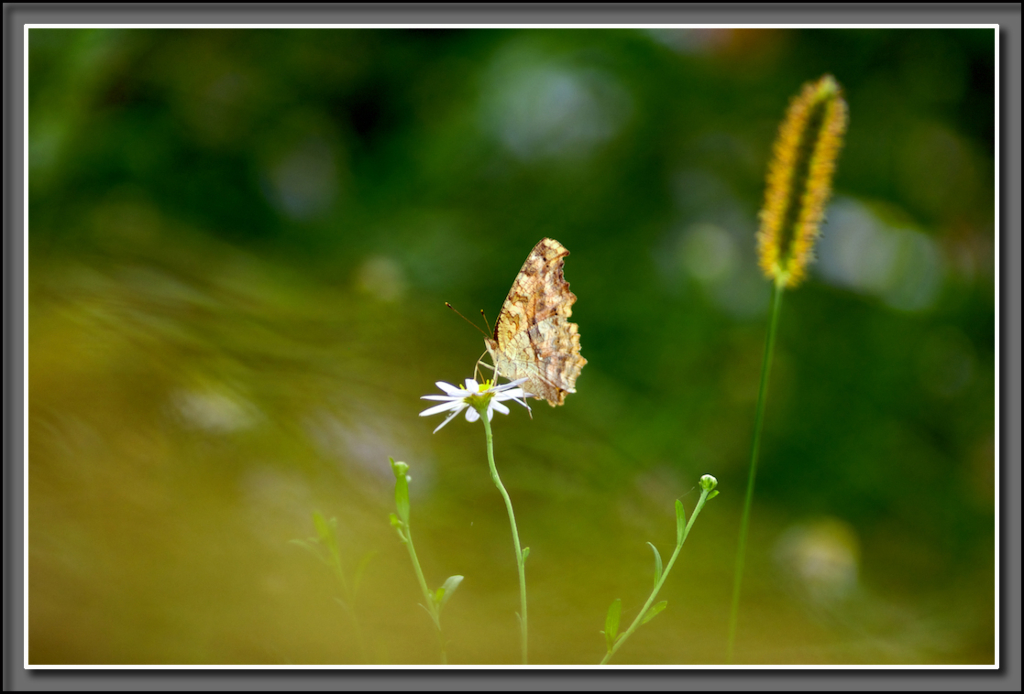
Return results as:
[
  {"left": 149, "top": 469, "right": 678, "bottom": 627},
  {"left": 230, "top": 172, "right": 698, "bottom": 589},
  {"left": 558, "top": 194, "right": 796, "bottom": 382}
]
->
[{"left": 484, "top": 238, "right": 587, "bottom": 406}]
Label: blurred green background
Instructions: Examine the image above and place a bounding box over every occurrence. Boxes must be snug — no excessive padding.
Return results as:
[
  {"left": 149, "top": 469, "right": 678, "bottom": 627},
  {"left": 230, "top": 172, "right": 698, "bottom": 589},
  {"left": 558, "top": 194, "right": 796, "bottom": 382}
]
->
[{"left": 28, "top": 27, "right": 995, "bottom": 665}]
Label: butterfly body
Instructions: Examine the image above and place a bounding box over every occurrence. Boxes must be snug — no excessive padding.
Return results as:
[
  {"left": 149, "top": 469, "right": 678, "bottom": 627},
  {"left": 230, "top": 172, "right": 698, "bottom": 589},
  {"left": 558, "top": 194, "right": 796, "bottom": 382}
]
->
[{"left": 484, "top": 238, "right": 586, "bottom": 407}]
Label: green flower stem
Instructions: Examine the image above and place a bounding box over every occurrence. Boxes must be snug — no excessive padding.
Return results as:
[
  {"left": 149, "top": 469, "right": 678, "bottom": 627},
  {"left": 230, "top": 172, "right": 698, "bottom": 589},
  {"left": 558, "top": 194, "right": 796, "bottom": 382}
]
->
[
  {"left": 400, "top": 520, "right": 449, "bottom": 662},
  {"left": 727, "top": 277, "right": 785, "bottom": 663},
  {"left": 480, "top": 411, "right": 529, "bottom": 665},
  {"left": 600, "top": 485, "right": 714, "bottom": 665},
  {"left": 390, "top": 459, "right": 450, "bottom": 664}
]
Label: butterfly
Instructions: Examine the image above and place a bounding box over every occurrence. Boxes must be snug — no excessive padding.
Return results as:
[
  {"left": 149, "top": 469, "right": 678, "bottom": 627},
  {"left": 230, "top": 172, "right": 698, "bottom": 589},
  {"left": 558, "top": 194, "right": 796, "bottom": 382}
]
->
[{"left": 484, "top": 238, "right": 586, "bottom": 407}]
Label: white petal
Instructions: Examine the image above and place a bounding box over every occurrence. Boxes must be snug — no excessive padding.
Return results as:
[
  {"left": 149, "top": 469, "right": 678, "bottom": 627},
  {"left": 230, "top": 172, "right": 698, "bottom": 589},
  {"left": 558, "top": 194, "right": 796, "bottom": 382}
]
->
[
  {"left": 420, "top": 401, "right": 464, "bottom": 417},
  {"left": 464, "top": 378, "right": 479, "bottom": 392},
  {"left": 465, "top": 407, "right": 480, "bottom": 423},
  {"left": 433, "top": 408, "right": 461, "bottom": 433},
  {"left": 493, "top": 378, "right": 529, "bottom": 391},
  {"left": 507, "top": 394, "right": 532, "bottom": 413},
  {"left": 487, "top": 406, "right": 495, "bottom": 421},
  {"left": 421, "top": 394, "right": 460, "bottom": 401},
  {"left": 491, "top": 401, "right": 510, "bottom": 415},
  {"left": 512, "top": 397, "right": 532, "bottom": 410},
  {"left": 436, "top": 381, "right": 464, "bottom": 396},
  {"left": 495, "top": 388, "right": 527, "bottom": 400}
]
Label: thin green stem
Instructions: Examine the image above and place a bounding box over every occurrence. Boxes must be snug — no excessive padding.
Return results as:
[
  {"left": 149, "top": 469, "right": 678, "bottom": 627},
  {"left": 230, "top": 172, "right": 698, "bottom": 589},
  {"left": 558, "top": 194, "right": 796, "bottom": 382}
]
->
[
  {"left": 727, "top": 278, "right": 785, "bottom": 663},
  {"left": 601, "top": 487, "right": 713, "bottom": 665},
  {"left": 401, "top": 513, "right": 447, "bottom": 662},
  {"left": 480, "top": 413, "right": 528, "bottom": 665}
]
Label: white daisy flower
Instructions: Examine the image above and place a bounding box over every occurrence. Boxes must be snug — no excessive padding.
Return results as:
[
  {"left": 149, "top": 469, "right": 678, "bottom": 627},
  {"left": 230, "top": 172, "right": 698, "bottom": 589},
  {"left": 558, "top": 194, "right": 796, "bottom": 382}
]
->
[{"left": 420, "top": 377, "right": 532, "bottom": 433}]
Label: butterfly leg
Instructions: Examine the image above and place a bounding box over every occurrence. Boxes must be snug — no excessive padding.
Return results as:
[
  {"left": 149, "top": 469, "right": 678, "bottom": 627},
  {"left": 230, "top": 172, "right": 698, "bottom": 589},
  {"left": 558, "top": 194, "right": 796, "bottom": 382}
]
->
[
  {"left": 472, "top": 351, "right": 534, "bottom": 420},
  {"left": 474, "top": 349, "right": 495, "bottom": 384}
]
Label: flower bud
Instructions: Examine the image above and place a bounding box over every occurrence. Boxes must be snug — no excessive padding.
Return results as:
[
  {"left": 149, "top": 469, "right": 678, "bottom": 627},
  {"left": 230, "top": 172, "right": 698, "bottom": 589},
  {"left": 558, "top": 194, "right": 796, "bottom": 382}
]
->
[
  {"left": 390, "top": 458, "right": 409, "bottom": 479},
  {"left": 700, "top": 474, "right": 718, "bottom": 492}
]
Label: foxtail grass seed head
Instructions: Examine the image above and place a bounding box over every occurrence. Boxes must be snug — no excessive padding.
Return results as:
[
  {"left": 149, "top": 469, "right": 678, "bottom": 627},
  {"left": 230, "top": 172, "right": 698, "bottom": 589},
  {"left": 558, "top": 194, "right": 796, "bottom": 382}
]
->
[{"left": 757, "top": 75, "right": 848, "bottom": 288}]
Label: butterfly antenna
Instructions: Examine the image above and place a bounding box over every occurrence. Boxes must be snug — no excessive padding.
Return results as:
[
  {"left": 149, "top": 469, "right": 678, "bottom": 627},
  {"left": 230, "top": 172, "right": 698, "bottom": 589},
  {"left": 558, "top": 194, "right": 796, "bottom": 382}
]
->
[
  {"left": 445, "top": 302, "right": 489, "bottom": 337},
  {"left": 479, "top": 309, "right": 492, "bottom": 336}
]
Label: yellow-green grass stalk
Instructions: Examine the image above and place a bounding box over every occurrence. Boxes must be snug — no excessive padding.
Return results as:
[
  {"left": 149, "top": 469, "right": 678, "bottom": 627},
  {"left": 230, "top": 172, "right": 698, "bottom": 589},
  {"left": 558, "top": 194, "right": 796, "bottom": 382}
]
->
[{"left": 727, "top": 75, "right": 848, "bottom": 662}]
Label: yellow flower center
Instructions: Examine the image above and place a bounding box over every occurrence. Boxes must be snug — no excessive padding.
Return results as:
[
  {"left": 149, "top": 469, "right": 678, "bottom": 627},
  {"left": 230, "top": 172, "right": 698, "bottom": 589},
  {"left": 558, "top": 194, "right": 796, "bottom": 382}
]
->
[{"left": 465, "top": 382, "right": 495, "bottom": 411}]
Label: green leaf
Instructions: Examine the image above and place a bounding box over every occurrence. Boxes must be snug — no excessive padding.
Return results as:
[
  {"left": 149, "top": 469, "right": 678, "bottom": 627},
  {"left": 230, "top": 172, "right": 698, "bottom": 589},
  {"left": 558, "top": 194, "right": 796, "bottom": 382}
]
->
[
  {"left": 522, "top": 547, "right": 530, "bottom": 562},
  {"left": 707, "top": 490, "right": 720, "bottom": 501},
  {"left": 641, "top": 600, "right": 668, "bottom": 625},
  {"left": 393, "top": 465, "right": 410, "bottom": 525},
  {"left": 352, "top": 550, "right": 376, "bottom": 595},
  {"left": 312, "top": 511, "right": 332, "bottom": 544},
  {"left": 605, "top": 598, "right": 622, "bottom": 652},
  {"left": 289, "top": 538, "right": 326, "bottom": 564},
  {"left": 388, "top": 514, "right": 407, "bottom": 542},
  {"left": 647, "top": 542, "right": 663, "bottom": 588},
  {"left": 438, "top": 575, "right": 464, "bottom": 610},
  {"left": 675, "top": 499, "right": 686, "bottom": 545}
]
